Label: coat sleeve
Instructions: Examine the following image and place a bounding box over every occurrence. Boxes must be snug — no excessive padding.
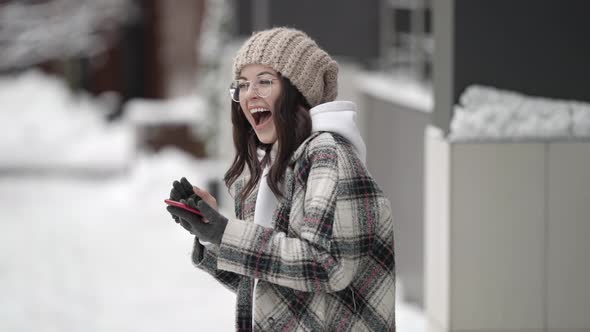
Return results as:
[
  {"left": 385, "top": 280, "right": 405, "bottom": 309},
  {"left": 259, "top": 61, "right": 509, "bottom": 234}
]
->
[
  {"left": 216, "top": 141, "right": 362, "bottom": 293},
  {"left": 191, "top": 237, "right": 241, "bottom": 293}
]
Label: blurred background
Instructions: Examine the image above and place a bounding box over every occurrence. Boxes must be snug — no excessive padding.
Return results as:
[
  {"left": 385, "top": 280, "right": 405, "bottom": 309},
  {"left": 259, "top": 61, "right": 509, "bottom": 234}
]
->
[{"left": 1, "top": 0, "right": 589, "bottom": 331}]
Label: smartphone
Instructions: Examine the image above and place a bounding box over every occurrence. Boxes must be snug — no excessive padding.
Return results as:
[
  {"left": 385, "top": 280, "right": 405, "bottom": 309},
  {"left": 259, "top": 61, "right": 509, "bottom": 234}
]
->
[{"left": 164, "top": 199, "right": 203, "bottom": 217}]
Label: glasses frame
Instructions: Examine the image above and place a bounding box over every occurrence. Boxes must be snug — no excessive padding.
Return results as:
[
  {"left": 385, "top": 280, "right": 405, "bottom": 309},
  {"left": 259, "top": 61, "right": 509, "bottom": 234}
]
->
[{"left": 229, "top": 78, "right": 279, "bottom": 102}]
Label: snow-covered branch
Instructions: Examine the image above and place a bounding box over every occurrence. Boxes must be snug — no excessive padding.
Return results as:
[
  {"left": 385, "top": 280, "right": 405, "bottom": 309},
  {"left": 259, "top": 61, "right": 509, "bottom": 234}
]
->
[{"left": 0, "top": 0, "right": 137, "bottom": 69}]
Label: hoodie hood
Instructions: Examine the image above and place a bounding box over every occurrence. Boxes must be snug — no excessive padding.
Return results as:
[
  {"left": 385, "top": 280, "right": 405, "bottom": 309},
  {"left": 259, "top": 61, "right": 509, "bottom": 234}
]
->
[{"left": 310, "top": 101, "right": 367, "bottom": 164}]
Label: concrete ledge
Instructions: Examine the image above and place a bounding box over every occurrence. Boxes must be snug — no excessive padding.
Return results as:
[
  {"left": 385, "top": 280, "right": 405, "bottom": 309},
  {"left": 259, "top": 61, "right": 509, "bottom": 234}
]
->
[{"left": 425, "top": 126, "right": 590, "bottom": 331}]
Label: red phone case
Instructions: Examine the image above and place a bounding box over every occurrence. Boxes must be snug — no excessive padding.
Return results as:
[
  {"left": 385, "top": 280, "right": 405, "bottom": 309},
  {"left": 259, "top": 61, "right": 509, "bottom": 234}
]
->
[{"left": 164, "top": 199, "right": 203, "bottom": 216}]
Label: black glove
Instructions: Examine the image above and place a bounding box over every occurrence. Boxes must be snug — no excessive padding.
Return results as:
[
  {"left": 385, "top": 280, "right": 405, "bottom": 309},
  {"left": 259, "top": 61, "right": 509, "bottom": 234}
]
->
[
  {"left": 170, "top": 177, "right": 195, "bottom": 202},
  {"left": 168, "top": 177, "right": 202, "bottom": 233},
  {"left": 166, "top": 197, "right": 228, "bottom": 246}
]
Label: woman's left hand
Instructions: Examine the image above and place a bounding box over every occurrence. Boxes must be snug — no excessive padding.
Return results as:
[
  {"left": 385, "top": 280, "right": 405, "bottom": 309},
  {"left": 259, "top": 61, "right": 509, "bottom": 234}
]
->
[
  {"left": 192, "top": 186, "right": 218, "bottom": 211},
  {"left": 167, "top": 198, "right": 228, "bottom": 246}
]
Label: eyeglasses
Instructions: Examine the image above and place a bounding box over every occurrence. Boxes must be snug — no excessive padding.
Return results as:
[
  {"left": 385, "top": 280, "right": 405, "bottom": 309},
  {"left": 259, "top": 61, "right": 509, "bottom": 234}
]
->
[{"left": 229, "top": 78, "right": 278, "bottom": 102}]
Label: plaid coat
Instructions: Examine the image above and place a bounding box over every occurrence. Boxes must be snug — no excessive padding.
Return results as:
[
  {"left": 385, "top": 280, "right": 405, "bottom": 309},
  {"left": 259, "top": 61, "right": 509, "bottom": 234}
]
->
[{"left": 192, "top": 132, "right": 395, "bottom": 331}]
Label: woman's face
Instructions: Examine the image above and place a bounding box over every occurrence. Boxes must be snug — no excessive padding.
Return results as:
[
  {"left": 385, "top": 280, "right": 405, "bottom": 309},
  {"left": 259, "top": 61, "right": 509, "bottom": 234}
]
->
[{"left": 238, "top": 64, "right": 282, "bottom": 144}]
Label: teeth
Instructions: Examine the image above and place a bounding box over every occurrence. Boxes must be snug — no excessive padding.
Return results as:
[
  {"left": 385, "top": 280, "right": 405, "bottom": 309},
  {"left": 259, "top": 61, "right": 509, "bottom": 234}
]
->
[{"left": 250, "top": 108, "right": 270, "bottom": 114}]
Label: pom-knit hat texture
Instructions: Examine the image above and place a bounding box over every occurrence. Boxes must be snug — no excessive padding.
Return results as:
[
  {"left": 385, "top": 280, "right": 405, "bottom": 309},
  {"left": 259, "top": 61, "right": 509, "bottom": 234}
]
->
[{"left": 233, "top": 27, "right": 339, "bottom": 108}]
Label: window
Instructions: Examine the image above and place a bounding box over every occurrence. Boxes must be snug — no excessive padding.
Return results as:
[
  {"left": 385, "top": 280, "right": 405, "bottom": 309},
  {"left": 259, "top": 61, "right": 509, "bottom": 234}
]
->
[{"left": 380, "top": 0, "right": 433, "bottom": 81}]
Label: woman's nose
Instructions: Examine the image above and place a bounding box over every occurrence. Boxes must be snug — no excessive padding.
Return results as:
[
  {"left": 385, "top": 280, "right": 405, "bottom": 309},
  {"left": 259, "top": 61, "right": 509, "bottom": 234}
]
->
[{"left": 243, "top": 85, "right": 257, "bottom": 100}]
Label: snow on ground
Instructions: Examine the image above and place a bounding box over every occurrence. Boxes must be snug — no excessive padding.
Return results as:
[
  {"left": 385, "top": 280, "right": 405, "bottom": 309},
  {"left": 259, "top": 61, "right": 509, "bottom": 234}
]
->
[
  {"left": 0, "top": 150, "right": 236, "bottom": 332},
  {"left": 0, "top": 70, "right": 134, "bottom": 171}
]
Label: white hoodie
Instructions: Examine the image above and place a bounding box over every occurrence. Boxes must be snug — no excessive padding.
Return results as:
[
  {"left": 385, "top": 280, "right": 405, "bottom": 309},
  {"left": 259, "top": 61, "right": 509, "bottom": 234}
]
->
[{"left": 309, "top": 100, "right": 366, "bottom": 165}]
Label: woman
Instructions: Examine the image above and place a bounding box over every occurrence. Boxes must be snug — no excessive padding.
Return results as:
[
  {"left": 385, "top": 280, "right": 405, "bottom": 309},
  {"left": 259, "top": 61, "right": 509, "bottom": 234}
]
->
[{"left": 167, "top": 27, "right": 395, "bottom": 331}]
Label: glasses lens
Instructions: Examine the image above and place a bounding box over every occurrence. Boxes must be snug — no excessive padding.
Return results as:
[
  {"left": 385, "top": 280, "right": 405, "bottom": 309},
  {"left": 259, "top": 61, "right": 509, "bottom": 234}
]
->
[
  {"left": 229, "top": 82, "right": 239, "bottom": 102},
  {"left": 256, "top": 79, "right": 272, "bottom": 98},
  {"left": 229, "top": 79, "right": 273, "bottom": 101}
]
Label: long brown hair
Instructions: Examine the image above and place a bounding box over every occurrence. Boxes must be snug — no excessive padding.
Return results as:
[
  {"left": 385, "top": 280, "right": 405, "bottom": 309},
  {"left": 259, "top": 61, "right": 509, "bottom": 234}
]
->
[{"left": 224, "top": 76, "right": 312, "bottom": 203}]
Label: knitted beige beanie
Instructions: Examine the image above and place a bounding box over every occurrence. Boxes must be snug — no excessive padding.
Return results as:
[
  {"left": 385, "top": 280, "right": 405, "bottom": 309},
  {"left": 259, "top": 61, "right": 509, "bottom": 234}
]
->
[{"left": 233, "top": 27, "right": 339, "bottom": 108}]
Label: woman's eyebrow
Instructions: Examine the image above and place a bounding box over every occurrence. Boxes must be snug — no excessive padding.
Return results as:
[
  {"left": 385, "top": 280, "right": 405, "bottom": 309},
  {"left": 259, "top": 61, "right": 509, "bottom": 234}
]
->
[
  {"left": 237, "top": 71, "right": 277, "bottom": 80},
  {"left": 256, "top": 71, "right": 277, "bottom": 77}
]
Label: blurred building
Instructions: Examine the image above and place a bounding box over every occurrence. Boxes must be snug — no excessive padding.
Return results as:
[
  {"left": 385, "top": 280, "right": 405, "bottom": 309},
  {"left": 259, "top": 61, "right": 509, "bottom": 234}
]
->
[{"left": 2, "top": 0, "right": 205, "bottom": 104}]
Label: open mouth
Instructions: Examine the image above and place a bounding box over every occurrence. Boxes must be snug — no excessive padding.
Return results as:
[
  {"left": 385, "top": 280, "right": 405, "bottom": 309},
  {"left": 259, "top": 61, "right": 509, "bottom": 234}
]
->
[{"left": 251, "top": 108, "right": 272, "bottom": 127}]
